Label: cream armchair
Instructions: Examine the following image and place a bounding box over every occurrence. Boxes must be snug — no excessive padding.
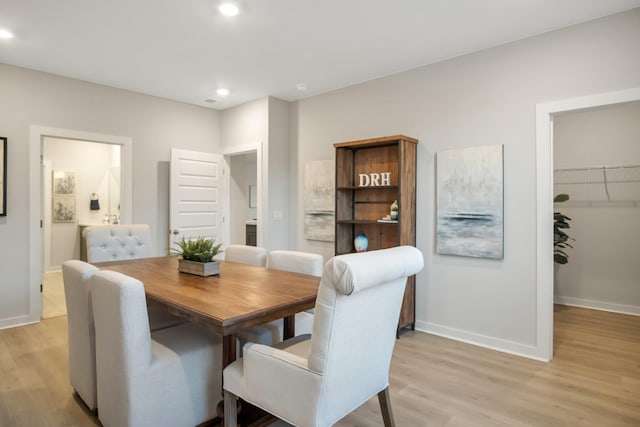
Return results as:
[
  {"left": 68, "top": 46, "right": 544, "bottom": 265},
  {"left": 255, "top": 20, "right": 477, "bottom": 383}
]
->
[
  {"left": 62, "top": 260, "right": 100, "bottom": 410},
  {"left": 62, "top": 260, "right": 183, "bottom": 413},
  {"left": 224, "top": 244, "right": 267, "bottom": 267},
  {"left": 236, "top": 250, "right": 323, "bottom": 348},
  {"left": 91, "top": 270, "right": 223, "bottom": 427},
  {"left": 223, "top": 246, "right": 424, "bottom": 427}
]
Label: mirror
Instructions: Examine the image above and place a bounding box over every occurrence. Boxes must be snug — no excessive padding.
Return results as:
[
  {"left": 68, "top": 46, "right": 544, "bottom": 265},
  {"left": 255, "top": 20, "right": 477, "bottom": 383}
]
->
[{"left": 0, "top": 137, "right": 6, "bottom": 216}]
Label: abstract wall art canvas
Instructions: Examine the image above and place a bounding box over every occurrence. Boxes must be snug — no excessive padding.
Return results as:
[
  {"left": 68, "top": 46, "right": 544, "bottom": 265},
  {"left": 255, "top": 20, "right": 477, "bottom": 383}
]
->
[
  {"left": 304, "top": 159, "right": 335, "bottom": 241},
  {"left": 436, "top": 145, "right": 504, "bottom": 259}
]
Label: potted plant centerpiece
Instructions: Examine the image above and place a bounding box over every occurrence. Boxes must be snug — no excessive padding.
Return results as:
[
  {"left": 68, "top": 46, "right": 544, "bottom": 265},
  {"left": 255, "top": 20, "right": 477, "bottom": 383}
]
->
[{"left": 173, "top": 236, "right": 223, "bottom": 276}]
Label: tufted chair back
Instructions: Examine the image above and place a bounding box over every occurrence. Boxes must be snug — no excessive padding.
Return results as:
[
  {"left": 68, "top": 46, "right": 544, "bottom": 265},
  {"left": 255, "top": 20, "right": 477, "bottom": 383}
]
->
[{"left": 83, "top": 224, "right": 153, "bottom": 263}]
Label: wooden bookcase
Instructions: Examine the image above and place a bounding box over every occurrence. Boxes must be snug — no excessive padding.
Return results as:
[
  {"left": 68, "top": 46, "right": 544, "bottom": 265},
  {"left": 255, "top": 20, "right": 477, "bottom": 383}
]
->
[{"left": 333, "top": 135, "right": 418, "bottom": 332}]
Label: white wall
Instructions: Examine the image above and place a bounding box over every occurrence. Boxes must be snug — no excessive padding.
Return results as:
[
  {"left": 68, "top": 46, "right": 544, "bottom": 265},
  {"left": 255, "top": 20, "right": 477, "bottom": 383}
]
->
[
  {"left": 267, "top": 97, "right": 291, "bottom": 250},
  {"left": 554, "top": 102, "right": 640, "bottom": 314},
  {"left": 291, "top": 9, "right": 640, "bottom": 357},
  {"left": 0, "top": 64, "right": 220, "bottom": 328}
]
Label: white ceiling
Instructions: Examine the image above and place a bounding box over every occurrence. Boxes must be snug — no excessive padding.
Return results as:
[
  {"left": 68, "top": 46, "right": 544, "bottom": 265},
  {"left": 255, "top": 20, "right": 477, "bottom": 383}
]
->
[{"left": 2, "top": 0, "right": 639, "bottom": 110}]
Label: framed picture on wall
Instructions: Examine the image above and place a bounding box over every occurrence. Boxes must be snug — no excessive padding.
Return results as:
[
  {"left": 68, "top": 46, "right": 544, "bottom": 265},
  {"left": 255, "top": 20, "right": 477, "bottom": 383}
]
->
[
  {"left": 0, "top": 136, "right": 6, "bottom": 216},
  {"left": 52, "top": 197, "right": 76, "bottom": 223},
  {"left": 52, "top": 171, "right": 76, "bottom": 196}
]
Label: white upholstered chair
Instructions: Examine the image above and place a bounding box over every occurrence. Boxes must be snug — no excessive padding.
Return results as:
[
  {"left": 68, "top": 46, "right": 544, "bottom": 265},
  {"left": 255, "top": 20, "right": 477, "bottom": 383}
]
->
[
  {"left": 224, "top": 244, "right": 267, "bottom": 267},
  {"left": 62, "top": 260, "right": 100, "bottom": 410},
  {"left": 82, "top": 224, "right": 153, "bottom": 263},
  {"left": 62, "top": 259, "right": 183, "bottom": 412},
  {"left": 236, "top": 250, "right": 323, "bottom": 348},
  {"left": 91, "top": 270, "right": 223, "bottom": 427},
  {"left": 82, "top": 223, "right": 182, "bottom": 330},
  {"left": 223, "top": 246, "right": 424, "bottom": 427}
]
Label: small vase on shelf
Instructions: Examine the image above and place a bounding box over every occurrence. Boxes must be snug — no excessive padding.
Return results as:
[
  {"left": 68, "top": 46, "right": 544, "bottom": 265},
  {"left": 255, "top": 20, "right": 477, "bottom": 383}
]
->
[
  {"left": 390, "top": 200, "right": 398, "bottom": 220},
  {"left": 354, "top": 232, "right": 368, "bottom": 252}
]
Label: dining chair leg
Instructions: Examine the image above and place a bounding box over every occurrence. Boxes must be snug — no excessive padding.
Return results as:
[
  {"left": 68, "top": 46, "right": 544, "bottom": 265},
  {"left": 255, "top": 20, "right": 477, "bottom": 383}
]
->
[
  {"left": 377, "top": 387, "right": 396, "bottom": 427},
  {"left": 224, "top": 390, "right": 238, "bottom": 427}
]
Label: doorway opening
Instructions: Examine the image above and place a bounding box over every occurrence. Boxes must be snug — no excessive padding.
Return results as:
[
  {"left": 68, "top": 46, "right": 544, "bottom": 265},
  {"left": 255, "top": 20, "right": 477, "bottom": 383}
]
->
[
  {"left": 552, "top": 102, "right": 640, "bottom": 315},
  {"left": 535, "top": 87, "right": 640, "bottom": 361},
  {"left": 222, "top": 142, "right": 263, "bottom": 250},
  {"left": 228, "top": 152, "right": 258, "bottom": 245},
  {"left": 42, "top": 137, "right": 123, "bottom": 318},
  {"left": 28, "top": 126, "right": 132, "bottom": 323}
]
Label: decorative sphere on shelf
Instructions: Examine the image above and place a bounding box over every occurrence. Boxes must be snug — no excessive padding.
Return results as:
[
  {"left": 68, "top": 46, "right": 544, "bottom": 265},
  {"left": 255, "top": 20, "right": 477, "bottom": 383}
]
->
[{"left": 354, "top": 232, "right": 368, "bottom": 252}]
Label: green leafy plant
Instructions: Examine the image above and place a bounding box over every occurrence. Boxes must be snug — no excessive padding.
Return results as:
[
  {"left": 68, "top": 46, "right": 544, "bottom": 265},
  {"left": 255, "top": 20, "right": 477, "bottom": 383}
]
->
[
  {"left": 172, "top": 237, "right": 223, "bottom": 263},
  {"left": 554, "top": 194, "right": 574, "bottom": 265}
]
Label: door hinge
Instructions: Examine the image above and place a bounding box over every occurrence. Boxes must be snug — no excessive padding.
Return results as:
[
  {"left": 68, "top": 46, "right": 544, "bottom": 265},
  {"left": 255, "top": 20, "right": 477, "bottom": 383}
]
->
[
  {"left": 40, "top": 284, "right": 43, "bottom": 293},
  {"left": 40, "top": 220, "right": 43, "bottom": 228}
]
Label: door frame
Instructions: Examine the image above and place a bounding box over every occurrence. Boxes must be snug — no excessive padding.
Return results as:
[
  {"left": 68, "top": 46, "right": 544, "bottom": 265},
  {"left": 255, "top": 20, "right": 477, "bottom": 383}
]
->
[
  {"left": 29, "top": 125, "right": 132, "bottom": 323},
  {"left": 222, "top": 142, "right": 264, "bottom": 249},
  {"left": 535, "top": 86, "right": 640, "bottom": 361}
]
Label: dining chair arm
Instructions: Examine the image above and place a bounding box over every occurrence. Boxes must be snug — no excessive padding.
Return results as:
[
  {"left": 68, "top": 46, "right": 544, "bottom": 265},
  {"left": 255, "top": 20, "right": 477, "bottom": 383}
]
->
[{"left": 241, "top": 343, "right": 323, "bottom": 424}]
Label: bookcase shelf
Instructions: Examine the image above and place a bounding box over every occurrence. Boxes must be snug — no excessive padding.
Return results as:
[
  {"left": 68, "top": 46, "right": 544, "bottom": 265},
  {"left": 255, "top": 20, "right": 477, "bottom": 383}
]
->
[{"left": 333, "top": 135, "right": 418, "bottom": 333}]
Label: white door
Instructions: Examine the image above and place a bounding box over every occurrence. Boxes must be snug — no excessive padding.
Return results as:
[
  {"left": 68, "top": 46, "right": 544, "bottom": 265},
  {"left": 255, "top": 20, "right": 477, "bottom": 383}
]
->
[{"left": 170, "top": 148, "right": 224, "bottom": 250}]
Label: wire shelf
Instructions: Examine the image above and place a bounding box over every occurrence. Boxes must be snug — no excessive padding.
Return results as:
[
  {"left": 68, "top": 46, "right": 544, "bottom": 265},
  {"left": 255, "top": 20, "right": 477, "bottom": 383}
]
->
[{"left": 554, "top": 165, "right": 640, "bottom": 203}]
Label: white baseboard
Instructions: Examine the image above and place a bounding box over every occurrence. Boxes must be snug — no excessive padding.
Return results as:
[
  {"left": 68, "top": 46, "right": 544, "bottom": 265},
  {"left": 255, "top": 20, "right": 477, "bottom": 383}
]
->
[
  {"left": 554, "top": 296, "right": 640, "bottom": 316},
  {"left": 0, "top": 314, "right": 39, "bottom": 331},
  {"left": 415, "top": 321, "right": 548, "bottom": 362}
]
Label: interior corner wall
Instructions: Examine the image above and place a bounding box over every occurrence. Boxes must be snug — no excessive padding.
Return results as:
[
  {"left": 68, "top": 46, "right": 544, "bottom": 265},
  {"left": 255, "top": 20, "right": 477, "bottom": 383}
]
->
[
  {"left": 553, "top": 102, "right": 640, "bottom": 315},
  {"left": 0, "top": 64, "right": 220, "bottom": 328},
  {"left": 220, "top": 96, "right": 291, "bottom": 251},
  {"left": 290, "top": 9, "right": 640, "bottom": 358}
]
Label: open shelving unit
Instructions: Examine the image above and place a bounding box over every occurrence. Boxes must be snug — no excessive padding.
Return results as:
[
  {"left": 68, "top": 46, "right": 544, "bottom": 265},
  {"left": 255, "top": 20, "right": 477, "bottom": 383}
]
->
[{"left": 334, "top": 135, "right": 418, "bottom": 332}]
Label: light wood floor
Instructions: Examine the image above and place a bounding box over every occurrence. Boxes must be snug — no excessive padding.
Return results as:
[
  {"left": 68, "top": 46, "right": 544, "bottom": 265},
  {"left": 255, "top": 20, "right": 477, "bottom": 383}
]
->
[
  {"left": 1, "top": 305, "right": 638, "bottom": 426},
  {"left": 42, "top": 271, "right": 66, "bottom": 319}
]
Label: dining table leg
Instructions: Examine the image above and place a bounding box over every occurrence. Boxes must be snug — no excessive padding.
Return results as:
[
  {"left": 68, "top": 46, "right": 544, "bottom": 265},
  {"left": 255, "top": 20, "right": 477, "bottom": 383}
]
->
[
  {"left": 222, "top": 333, "right": 237, "bottom": 368},
  {"left": 283, "top": 314, "right": 295, "bottom": 340}
]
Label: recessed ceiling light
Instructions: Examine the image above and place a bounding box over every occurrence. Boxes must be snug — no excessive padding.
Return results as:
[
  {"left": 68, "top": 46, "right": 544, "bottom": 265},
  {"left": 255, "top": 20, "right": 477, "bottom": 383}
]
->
[
  {"left": 296, "top": 83, "right": 307, "bottom": 91},
  {"left": 0, "top": 29, "right": 14, "bottom": 39},
  {"left": 216, "top": 88, "right": 230, "bottom": 96},
  {"left": 219, "top": 3, "right": 239, "bottom": 17}
]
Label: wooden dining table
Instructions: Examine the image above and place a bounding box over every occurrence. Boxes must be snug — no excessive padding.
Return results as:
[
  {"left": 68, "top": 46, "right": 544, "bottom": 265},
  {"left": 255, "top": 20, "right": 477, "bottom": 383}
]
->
[{"left": 96, "top": 255, "right": 320, "bottom": 369}]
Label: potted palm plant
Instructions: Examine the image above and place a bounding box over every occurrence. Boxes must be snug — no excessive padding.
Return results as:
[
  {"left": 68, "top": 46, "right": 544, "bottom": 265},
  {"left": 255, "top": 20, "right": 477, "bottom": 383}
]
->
[
  {"left": 554, "top": 194, "right": 573, "bottom": 264},
  {"left": 172, "top": 236, "right": 223, "bottom": 276}
]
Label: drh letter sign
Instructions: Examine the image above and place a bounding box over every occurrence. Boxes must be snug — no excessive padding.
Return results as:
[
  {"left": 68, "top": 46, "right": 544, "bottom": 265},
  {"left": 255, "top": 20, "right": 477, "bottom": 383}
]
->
[{"left": 358, "top": 172, "right": 391, "bottom": 187}]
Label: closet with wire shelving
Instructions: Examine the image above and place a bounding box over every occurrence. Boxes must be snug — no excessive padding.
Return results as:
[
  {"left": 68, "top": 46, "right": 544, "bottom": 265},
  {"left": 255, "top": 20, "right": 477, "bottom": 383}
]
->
[{"left": 553, "top": 102, "right": 640, "bottom": 316}]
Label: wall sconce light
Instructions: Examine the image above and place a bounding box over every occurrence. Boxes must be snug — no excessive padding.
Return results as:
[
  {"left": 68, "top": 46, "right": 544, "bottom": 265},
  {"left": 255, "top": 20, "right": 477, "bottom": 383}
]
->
[{"left": 90, "top": 193, "right": 100, "bottom": 211}]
